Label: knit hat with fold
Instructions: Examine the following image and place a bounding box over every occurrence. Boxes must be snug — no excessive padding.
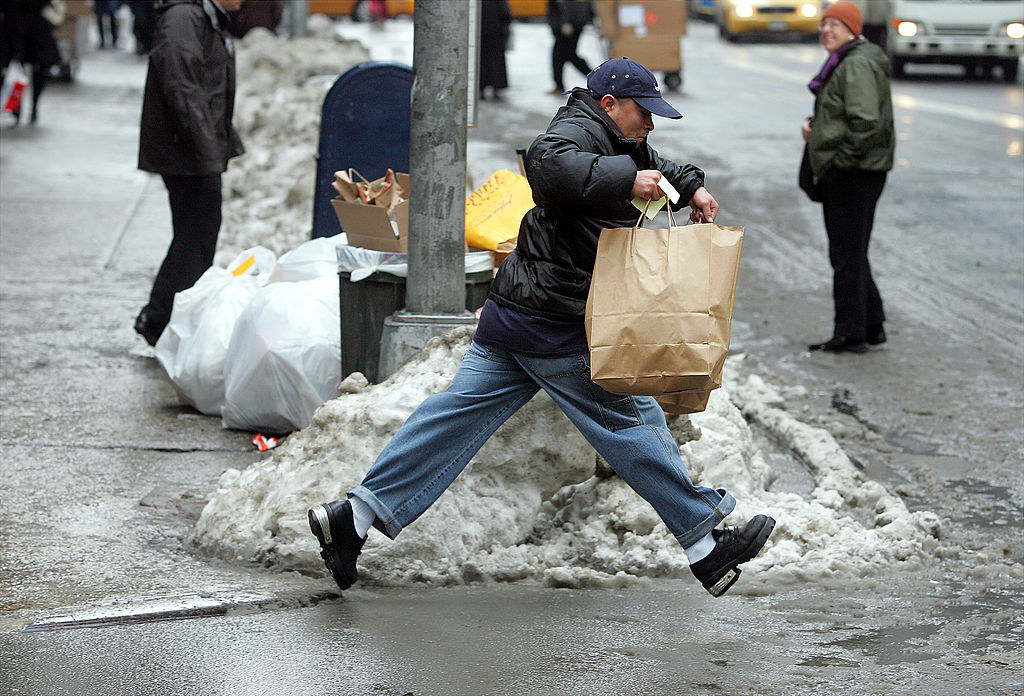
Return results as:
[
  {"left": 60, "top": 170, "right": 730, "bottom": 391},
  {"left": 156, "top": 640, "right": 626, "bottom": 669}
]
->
[{"left": 822, "top": 0, "right": 862, "bottom": 36}]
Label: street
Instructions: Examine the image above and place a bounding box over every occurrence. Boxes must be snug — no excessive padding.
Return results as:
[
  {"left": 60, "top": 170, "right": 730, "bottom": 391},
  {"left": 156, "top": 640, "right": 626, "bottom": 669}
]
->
[{"left": 1, "top": 13, "right": 1021, "bottom": 696}]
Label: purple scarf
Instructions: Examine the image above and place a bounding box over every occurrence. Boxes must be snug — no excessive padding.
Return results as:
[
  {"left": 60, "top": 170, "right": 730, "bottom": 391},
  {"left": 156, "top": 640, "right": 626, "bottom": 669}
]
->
[{"left": 808, "top": 39, "right": 862, "bottom": 94}]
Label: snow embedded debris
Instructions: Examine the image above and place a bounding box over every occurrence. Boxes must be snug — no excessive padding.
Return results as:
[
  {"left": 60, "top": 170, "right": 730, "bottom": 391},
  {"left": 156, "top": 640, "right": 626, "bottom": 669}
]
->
[
  {"left": 215, "top": 19, "right": 371, "bottom": 266},
  {"left": 193, "top": 329, "right": 950, "bottom": 594}
]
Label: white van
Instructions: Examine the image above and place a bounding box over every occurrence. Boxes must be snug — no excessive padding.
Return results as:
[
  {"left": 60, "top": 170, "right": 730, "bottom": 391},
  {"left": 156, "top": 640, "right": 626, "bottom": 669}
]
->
[
  {"left": 885, "top": 0, "right": 1023, "bottom": 80},
  {"left": 826, "top": 0, "right": 1023, "bottom": 81}
]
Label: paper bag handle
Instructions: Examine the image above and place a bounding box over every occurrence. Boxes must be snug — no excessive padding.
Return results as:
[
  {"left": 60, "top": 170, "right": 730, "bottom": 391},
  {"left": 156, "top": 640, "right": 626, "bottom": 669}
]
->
[{"left": 632, "top": 199, "right": 679, "bottom": 229}]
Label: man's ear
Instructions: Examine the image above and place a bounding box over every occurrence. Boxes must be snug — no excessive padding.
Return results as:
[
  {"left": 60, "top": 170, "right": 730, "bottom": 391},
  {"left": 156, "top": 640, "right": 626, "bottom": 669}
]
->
[{"left": 600, "top": 94, "right": 616, "bottom": 113}]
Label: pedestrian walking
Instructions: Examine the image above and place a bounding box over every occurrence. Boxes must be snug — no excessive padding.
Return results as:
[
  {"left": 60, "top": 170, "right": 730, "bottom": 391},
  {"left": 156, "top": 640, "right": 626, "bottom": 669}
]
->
[
  {"left": 479, "top": 0, "right": 511, "bottom": 101},
  {"left": 547, "top": 0, "right": 593, "bottom": 94},
  {"left": 94, "top": 0, "right": 121, "bottom": 48},
  {"left": 0, "top": 0, "right": 62, "bottom": 124},
  {"left": 308, "top": 57, "right": 776, "bottom": 599},
  {"left": 134, "top": 0, "right": 244, "bottom": 347},
  {"left": 802, "top": 0, "right": 894, "bottom": 354}
]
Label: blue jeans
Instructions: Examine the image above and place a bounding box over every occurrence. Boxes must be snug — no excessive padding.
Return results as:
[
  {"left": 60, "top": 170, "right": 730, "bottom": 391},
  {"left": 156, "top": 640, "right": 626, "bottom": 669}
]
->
[{"left": 349, "top": 341, "right": 735, "bottom": 548}]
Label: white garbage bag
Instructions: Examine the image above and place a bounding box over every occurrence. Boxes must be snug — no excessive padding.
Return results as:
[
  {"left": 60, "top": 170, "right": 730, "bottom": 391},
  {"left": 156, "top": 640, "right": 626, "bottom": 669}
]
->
[
  {"left": 154, "top": 247, "right": 277, "bottom": 415},
  {"left": 336, "top": 245, "right": 494, "bottom": 281},
  {"left": 269, "top": 233, "right": 349, "bottom": 283},
  {"left": 221, "top": 275, "right": 341, "bottom": 433}
]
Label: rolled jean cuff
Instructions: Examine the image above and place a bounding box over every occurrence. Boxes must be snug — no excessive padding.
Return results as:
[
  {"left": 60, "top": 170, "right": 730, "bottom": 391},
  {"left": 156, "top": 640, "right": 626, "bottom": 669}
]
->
[
  {"left": 672, "top": 490, "right": 736, "bottom": 548},
  {"left": 348, "top": 485, "right": 403, "bottom": 540}
]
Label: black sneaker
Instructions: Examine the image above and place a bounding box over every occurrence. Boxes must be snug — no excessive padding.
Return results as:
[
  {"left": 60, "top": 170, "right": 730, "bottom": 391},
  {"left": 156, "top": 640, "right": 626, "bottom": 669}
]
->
[
  {"left": 689, "top": 515, "right": 776, "bottom": 597},
  {"left": 808, "top": 336, "right": 868, "bottom": 354},
  {"left": 866, "top": 325, "right": 887, "bottom": 345},
  {"left": 134, "top": 310, "right": 163, "bottom": 347},
  {"left": 308, "top": 499, "right": 366, "bottom": 591}
]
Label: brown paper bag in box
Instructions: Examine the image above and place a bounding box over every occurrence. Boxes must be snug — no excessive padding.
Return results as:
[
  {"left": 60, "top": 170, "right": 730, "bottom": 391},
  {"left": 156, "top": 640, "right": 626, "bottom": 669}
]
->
[
  {"left": 333, "top": 169, "right": 405, "bottom": 211},
  {"left": 585, "top": 214, "right": 744, "bottom": 397}
]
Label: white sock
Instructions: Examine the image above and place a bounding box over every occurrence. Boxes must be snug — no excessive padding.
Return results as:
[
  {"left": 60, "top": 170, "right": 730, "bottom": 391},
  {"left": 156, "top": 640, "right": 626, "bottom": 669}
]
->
[
  {"left": 349, "top": 496, "right": 375, "bottom": 539},
  {"left": 683, "top": 530, "right": 716, "bottom": 564}
]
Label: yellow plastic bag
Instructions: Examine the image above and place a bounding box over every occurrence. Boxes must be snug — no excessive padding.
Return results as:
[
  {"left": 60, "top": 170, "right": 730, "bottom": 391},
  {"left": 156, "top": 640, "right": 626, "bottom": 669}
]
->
[{"left": 464, "top": 169, "right": 533, "bottom": 252}]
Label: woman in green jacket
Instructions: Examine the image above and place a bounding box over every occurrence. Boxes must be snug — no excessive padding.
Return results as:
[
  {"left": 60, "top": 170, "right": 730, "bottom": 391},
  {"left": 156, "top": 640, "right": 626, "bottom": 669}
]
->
[{"left": 802, "top": 0, "right": 894, "bottom": 354}]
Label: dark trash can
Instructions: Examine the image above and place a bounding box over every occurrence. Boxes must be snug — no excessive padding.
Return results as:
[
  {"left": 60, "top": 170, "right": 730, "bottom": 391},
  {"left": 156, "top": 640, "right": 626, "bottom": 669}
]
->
[{"left": 339, "top": 270, "right": 492, "bottom": 383}]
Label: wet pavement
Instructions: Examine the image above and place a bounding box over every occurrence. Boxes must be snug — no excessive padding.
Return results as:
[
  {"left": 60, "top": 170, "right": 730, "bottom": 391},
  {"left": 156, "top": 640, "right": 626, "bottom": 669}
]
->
[{"left": 1, "top": 15, "right": 1021, "bottom": 696}]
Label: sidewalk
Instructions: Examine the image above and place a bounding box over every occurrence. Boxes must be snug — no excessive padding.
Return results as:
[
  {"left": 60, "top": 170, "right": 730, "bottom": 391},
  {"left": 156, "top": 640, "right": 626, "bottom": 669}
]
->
[{"left": 0, "top": 45, "right": 326, "bottom": 632}]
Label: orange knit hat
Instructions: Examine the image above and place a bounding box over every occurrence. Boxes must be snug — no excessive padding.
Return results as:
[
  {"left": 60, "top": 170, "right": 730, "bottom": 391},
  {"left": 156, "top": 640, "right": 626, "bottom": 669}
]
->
[{"left": 822, "top": 0, "right": 863, "bottom": 36}]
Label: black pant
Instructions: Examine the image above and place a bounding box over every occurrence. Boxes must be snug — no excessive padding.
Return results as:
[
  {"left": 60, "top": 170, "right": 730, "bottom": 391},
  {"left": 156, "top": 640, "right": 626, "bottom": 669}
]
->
[
  {"left": 821, "top": 169, "right": 887, "bottom": 341},
  {"left": 552, "top": 27, "right": 590, "bottom": 90},
  {"left": 96, "top": 6, "right": 120, "bottom": 47},
  {"left": 140, "top": 174, "right": 222, "bottom": 333}
]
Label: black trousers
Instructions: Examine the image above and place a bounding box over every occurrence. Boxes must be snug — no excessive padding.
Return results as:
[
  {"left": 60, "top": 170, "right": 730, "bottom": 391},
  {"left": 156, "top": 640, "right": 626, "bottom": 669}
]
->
[
  {"left": 552, "top": 27, "right": 590, "bottom": 90},
  {"left": 820, "top": 168, "right": 887, "bottom": 341},
  {"left": 141, "top": 174, "right": 222, "bottom": 333}
]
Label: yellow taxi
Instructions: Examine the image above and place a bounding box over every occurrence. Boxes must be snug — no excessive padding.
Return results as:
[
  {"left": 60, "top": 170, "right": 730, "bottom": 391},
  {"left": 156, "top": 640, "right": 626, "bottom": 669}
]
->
[
  {"left": 307, "top": 1, "right": 547, "bottom": 20},
  {"left": 308, "top": 0, "right": 415, "bottom": 19},
  {"left": 716, "top": 0, "right": 822, "bottom": 40}
]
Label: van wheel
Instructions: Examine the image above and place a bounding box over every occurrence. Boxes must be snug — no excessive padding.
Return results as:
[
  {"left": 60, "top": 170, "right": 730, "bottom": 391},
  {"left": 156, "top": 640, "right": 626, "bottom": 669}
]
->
[
  {"left": 664, "top": 72, "right": 682, "bottom": 91},
  {"left": 890, "top": 56, "right": 906, "bottom": 78},
  {"left": 1001, "top": 59, "right": 1019, "bottom": 83}
]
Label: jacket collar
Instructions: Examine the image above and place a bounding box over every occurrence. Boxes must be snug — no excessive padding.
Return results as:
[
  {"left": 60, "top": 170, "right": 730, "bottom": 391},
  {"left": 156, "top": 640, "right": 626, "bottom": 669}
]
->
[{"left": 564, "top": 89, "right": 644, "bottom": 151}]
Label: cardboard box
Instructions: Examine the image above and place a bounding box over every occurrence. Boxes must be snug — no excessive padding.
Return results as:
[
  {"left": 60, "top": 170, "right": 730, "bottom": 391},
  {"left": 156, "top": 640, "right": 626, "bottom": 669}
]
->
[
  {"left": 609, "top": 34, "right": 682, "bottom": 72},
  {"left": 331, "top": 171, "right": 411, "bottom": 253},
  {"left": 331, "top": 172, "right": 469, "bottom": 254},
  {"left": 331, "top": 196, "right": 410, "bottom": 253},
  {"left": 596, "top": 1, "right": 688, "bottom": 40}
]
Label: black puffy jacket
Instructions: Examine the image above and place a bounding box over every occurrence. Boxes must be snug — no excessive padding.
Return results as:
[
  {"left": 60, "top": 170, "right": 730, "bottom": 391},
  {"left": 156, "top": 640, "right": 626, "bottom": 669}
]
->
[
  {"left": 488, "top": 91, "right": 704, "bottom": 321},
  {"left": 138, "top": 0, "right": 244, "bottom": 176}
]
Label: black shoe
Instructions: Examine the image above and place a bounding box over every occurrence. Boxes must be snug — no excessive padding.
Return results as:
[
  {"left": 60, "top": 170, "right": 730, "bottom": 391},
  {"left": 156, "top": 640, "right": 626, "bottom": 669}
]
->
[
  {"left": 866, "top": 324, "right": 886, "bottom": 345},
  {"left": 308, "top": 499, "right": 366, "bottom": 591},
  {"left": 689, "top": 514, "right": 776, "bottom": 597},
  {"left": 134, "top": 310, "right": 163, "bottom": 346},
  {"left": 808, "top": 336, "right": 868, "bottom": 354}
]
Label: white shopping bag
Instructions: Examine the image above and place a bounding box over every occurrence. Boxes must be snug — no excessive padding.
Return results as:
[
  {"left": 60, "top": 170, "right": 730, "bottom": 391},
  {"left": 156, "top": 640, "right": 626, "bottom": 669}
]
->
[{"left": 1, "top": 63, "right": 28, "bottom": 114}]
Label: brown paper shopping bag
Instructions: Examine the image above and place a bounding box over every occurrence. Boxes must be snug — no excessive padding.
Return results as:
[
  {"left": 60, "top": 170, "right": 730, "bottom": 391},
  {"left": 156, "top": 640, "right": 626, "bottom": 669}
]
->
[
  {"left": 585, "top": 211, "right": 744, "bottom": 402},
  {"left": 655, "top": 389, "right": 713, "bottom": 415}
]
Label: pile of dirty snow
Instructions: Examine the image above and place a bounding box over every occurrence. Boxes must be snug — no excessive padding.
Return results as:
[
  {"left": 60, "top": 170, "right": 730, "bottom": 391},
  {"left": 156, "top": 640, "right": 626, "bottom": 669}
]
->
[
  {"left": 215, "top": 17, "right": 371, "bottom": 266},
  {"left": 193, "top": 329, "right": 947, "bottom": 593}
]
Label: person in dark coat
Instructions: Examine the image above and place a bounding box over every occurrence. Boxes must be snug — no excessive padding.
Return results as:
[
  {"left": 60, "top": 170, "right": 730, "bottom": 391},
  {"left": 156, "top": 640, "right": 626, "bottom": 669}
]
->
[
  {"left": 1, "top": 0, "right": 61, "bottom": 123},
  {"left": 478, "top": 0, "right": 510, "bottom": 101},
  {"left": 547, "top": 0, "right": 593, "bottom": 93},
  {"left": 134, "top": 0, "right": 244, "bottom": 346},
  {"left": 226, "top": 0, "right": 283, "bottom": 39},
  {"left": 306, "top": 58, "right": 776, "bottom": 600}
]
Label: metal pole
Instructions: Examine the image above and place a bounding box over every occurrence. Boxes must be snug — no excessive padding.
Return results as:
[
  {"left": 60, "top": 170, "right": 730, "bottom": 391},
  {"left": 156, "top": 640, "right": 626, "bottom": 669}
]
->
[
  {"left": 289, "top": 0, "right": 308, "bottom": 38},
  {"left": 406, "top": 0, "right": 469, "bottom": 315},
  {"left": 377, "top": 0, "right": 476, "bottom": 380}
]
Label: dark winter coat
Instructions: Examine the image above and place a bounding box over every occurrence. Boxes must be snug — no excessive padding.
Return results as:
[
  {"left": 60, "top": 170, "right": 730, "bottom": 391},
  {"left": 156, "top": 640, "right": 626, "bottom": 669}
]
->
[
  {"left": 547, "top": 0, "right": 594, "bottom": 33},
  {"left": 808, "top": 40, "right": 894, "bottom": 177},
  {"left": 488, "top": 91, "right": 704, "bottom": 321},
  {"left": 138, "top": 0, "right": 244, "bottom": 176},
  {"left": 479, "top": 0, "right": 510, "bottom": 90}
]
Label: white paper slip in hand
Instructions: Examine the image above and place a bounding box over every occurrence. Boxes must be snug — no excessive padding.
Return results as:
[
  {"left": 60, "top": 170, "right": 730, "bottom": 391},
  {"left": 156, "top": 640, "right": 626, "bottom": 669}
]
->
[
  {"left": 631, "top": 175, "right": 681, "bottom": 220},
  {"left": 656, "top": 177, "right": 680, "bottom": 204}
]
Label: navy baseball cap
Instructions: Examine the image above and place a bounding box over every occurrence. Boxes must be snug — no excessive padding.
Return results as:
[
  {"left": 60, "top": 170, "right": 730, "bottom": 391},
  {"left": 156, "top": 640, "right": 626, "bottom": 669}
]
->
[{"left": 585, "top": 57, "right": 682, "bottom": 119}]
